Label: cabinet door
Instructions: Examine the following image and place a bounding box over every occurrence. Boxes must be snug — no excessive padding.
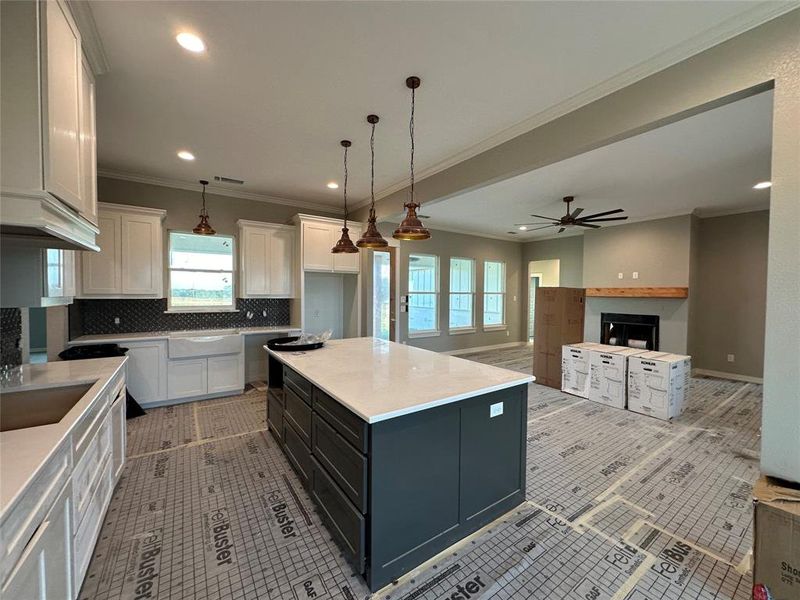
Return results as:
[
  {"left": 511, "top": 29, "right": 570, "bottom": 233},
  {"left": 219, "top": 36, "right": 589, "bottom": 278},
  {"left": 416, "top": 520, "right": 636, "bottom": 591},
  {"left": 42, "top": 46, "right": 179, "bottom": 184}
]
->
[
  {"left": 63, "top": 250, "right": 76, "bottom": 297},
  {"left": 81, "top": 212, "right": 121, "bottom": 295},
  {"left": 207, "top": 355, "right": 243, "bottom": 394},
  {"left": 242, "top": 227, "right": 269, "bottom": 296},
  {"left": 43, "top": 249, "right": 66, "bottom": 297},
  {"left": 333, "top": 225, "right": 361, "bottom": 273},
  {"left": 42, "top": 0, "right": 83, "bottom": 212},
  {"left": 109, "top": 396, "right": 126, "bottom": 483},
  {"left": 125, "top": 342, "right": 167, "bottom": 404},
  {"left": 1, "top": 480, "right": 73, "bottom": 600},
  {"left": 121, "top": 214, "right": 162, "bottom": 295},
  {"left": 168, "top": 358, "right": 208, "bottom": 399},
  {"left": 270, "top": 228, "right": 295, "bottom": 296},
  {"left": 79, "top": 55, "right": 97, "bottom": 224},
  {"left": 303, "top": 222, "right": 334, "bottom": 271}
]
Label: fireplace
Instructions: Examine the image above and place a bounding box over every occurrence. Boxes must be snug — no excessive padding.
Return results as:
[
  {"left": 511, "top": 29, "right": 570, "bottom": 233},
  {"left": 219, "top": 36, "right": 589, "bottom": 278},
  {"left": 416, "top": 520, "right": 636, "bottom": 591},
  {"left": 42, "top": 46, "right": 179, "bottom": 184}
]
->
[{"left": 601, "top": 313, "right": 659, "bottom": 350}]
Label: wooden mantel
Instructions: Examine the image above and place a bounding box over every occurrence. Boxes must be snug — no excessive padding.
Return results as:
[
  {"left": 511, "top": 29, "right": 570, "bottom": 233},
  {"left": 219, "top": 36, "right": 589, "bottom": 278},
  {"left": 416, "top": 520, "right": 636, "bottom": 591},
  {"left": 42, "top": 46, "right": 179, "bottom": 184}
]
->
[{"left": 585, "top": 287, "right": 688, "bottom": 299}]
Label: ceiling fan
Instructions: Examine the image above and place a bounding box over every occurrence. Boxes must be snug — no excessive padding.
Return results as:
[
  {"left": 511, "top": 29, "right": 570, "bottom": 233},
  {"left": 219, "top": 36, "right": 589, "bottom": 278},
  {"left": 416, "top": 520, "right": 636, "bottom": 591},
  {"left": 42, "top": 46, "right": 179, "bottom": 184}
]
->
[{"left": 515, "top": 196, "right": 628, "bottom": 233}]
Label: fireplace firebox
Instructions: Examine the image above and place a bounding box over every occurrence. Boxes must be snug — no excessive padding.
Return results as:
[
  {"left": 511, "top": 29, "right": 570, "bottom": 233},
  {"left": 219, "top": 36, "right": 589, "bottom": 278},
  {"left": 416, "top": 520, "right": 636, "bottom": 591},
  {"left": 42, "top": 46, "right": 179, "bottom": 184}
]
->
[{"left": 600, "top": 313, "right": 659, "bottom": 350}]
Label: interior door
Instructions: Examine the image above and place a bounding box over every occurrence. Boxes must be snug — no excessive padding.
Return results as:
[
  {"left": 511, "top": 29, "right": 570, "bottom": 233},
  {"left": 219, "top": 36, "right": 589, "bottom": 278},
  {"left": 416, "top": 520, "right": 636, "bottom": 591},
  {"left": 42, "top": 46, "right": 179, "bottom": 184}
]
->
[{"left": 372, "top": 248, "right": 397, "bottom": 341}]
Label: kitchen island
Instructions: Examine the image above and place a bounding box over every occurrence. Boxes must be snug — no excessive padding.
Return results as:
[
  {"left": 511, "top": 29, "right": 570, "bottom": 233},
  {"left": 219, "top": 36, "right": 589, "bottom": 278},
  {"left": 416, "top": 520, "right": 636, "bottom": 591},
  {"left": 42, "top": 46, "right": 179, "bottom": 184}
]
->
[{"left": 265, "top": 337, "right": 533, "bottom": 591}]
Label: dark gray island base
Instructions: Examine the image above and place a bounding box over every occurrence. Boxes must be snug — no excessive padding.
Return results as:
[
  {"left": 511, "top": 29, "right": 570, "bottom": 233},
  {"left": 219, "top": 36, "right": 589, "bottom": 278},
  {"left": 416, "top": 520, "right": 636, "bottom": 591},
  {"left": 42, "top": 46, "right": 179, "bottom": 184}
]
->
[{"left": 266, "top": 350, "right": 528, "bottom": 591}]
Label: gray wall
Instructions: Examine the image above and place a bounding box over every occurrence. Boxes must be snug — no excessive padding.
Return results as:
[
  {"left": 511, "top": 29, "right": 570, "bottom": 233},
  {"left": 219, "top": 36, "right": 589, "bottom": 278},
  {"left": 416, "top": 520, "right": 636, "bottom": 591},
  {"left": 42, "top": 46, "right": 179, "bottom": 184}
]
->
[
  {"left": 690, "top": 210, "right": 769, "bottom": 378},
  {"left": 521, "top": 236, "right": 583, "bottom": 287}
]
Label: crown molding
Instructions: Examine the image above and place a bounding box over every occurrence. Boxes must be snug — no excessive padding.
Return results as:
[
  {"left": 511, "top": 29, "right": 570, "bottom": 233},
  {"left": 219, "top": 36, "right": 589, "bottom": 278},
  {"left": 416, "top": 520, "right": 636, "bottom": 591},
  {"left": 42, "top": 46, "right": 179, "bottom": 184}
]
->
[
  {"left": 364, "top": 1, "right": 799, "bottom": 206},
  {"left": 67, "top": 0, "right": 110, "bottom": 75},
  {"left": 97, "top": 169, "right": 344, "bottom": 215},
  {"left": 694, "top": 201, "right": 770, "bottom": 219}
]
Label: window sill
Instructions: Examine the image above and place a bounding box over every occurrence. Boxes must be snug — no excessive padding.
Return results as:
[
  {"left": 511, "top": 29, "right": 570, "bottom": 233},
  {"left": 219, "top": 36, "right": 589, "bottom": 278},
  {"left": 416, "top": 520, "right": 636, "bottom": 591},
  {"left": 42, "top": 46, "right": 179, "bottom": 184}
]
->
[
  {"left": 164, "top": 308, "right": 240, "bottom": 314},
  {"left": 449, "top": 327, "right": 476, "bottom": 335},
  {"left": 483, "top": 324, "right": 507, "bottom": 332},
  {"left": 408, "top": 330, "right": 441, "bottom": 339}
]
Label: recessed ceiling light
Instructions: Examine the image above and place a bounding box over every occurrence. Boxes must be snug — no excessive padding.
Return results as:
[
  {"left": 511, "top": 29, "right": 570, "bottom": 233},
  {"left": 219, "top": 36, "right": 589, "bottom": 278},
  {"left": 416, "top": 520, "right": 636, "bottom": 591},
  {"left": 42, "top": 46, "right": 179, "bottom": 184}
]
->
[
  {"left": 177, "top": 150, "right": 195, "bottom": 161},
  {"left": 518, "top": 226, "right": 527, "bottom": 231},
  {"left": 326, "top": 182, "right": 339, "bottom": 189},
  {"left": 753, "top": 181, "right": 772, "bottom": 189},
  {"left": 176, "top": 32, "right": 206, "bottom": 53}
]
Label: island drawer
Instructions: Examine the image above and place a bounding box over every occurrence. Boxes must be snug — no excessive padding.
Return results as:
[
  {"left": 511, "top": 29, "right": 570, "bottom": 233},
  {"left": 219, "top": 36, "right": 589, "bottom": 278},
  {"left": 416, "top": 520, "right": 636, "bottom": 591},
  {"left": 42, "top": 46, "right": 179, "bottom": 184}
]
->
[
  {"left": 312, "top": 414, "right": 368, "bottom": 513},
  {"left": 267, "top": 392, "right": 285, "bottom": 447},
  {"left": 313, "top": 388, "right": 368, "bottom": 454},
  {"left": 283, "top": 420, "right": 312, "bottom": 489},
  {"left": 283, "top": 366, "right": 312, "bottom": 403},
  {"left": 311, "top": 457, "right": 365, "bottom": 574},
  {"left": 284, "top": 385, "right": 312, "bottom": 447}
]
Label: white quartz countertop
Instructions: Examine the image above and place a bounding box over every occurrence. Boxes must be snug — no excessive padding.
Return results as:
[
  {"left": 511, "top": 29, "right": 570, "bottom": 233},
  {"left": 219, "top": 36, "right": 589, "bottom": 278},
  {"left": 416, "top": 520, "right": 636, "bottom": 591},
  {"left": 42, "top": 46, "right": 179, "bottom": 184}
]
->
[
  {"left": 70, "top": 325, "right": 301, "bottom": 344},
  {"left": 0, "top": 357, "right": 127, "bottom": 516},
  {"left": 266, "top": 337, "right": 533, "bottom": 423}
]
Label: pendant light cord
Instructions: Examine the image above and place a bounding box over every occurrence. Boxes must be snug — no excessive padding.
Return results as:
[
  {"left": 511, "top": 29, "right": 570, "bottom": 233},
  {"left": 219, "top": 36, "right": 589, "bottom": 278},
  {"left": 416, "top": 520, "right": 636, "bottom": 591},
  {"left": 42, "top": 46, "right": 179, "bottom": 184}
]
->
[
  {"left": 409, "top": 85, "right": 416, "bottom": 205},
  {"left": 369, "top": 120, "right": 376, "bottom": 218},
  {"left": 343, "top": 143, "right": 349, "bottom": 228},
  {"left": 201, "top": 182, "right": 207, "bottom": 216}
]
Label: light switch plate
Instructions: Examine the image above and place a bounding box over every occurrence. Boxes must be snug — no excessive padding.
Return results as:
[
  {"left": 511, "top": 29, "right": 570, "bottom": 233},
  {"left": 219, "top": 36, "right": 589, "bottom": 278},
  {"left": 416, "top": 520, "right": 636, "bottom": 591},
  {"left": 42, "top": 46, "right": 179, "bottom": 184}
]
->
[
  {"left": 618, "top": 272, "right": 623, "bottom": 279},
  {"left": 633, "top": 272, "right": 639, "bottom": 279},
  {"left": 490, "top": 402, "right": 504, "bottom": 418}
]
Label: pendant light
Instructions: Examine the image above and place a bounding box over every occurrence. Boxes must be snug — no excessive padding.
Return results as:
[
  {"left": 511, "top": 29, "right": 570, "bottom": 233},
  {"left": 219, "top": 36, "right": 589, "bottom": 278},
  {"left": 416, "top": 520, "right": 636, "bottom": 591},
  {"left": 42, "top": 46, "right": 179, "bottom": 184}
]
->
[
  {"left": 331, "top": 140, "right": 359, "bottom": 254},
  {"left": 356, "top": 114, "right": 388, "bottom": 249},
  {"left": 192, "top": 179, "right": 216, "bottom": 235},
  {"left": 393, "top": 76, "right": 430, "bottom": 241}
]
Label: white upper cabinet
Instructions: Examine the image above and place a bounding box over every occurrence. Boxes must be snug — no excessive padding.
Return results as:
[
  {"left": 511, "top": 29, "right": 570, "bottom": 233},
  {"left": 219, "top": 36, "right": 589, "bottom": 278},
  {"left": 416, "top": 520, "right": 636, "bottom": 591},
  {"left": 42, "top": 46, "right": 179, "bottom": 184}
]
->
[
  {"left": 296, "top": 216, "right": 362, "bottom": 274},
  {"left": 0, "top": 0, "right": 98, "bottom": 250},
  {"left": 238, "top": 220, "right": 296, "bottom": 297},
  {"left": 79, "top": 203, "right": 166, "bottom": 298}
]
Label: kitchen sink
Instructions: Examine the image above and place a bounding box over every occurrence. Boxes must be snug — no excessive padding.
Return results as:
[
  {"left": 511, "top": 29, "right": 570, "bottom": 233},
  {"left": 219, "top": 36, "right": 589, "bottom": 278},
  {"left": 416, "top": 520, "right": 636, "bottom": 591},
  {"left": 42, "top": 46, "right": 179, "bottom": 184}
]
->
[
  {"left": 168, "top": 332, "right": 242, "bottom": 359},
  {"left": 0, "top": 383, "right": 94, "bottom": 432}
]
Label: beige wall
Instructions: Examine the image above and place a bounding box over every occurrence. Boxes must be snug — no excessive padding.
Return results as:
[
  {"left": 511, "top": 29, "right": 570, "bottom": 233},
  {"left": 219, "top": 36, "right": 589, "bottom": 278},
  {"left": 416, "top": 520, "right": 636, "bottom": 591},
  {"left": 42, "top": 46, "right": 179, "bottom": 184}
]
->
[
  {"left": 690, "top": 210, "right": 769, "bottom": 378},
  {"left": 521, "top": 236, "right": 583, "bottom": 287}
]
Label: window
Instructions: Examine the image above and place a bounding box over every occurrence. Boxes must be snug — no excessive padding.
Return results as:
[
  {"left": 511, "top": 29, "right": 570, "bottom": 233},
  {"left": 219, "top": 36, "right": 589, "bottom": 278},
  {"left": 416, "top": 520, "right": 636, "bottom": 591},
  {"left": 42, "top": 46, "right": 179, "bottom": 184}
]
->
[
  {"left": 408, "top": 254, "right": 438, "bottom": 335},
  {"left": 168, "top": 232, "right": 234, "bottom": 311},
  {"left": 449, "top": 258, "right": 475, "bottom": 330},
  {"left": 483, "top": 260, "right": 506, "bottom": 328}
]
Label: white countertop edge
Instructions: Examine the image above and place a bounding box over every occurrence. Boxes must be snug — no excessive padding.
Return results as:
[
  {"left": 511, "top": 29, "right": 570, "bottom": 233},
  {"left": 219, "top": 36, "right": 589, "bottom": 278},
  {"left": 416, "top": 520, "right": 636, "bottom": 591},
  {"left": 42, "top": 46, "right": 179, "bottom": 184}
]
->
[
  {"left": 265, "top": 345, "right": 533, "bottom": 424},
  {"left": 69, "top": 326, "right": 302, "bottom": 344},
  {"left": 0, "top": 357, "right": 128, "bottom": 517}
]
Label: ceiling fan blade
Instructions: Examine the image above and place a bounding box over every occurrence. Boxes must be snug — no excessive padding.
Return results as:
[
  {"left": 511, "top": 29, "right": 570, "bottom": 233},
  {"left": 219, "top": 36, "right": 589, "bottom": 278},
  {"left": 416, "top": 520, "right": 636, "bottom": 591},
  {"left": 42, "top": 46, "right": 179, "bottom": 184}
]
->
[
  {"left": 570, "top": 207, "right": 584, "bottom": 218},
  {"left": 528, "top": 213, "right": 560, "bottom": 221},
  {"left": 527, "top": 225, "right": 556, "bottom": 231},
  {"left": 576, "top": 222, "right": 601, "bottom": 229},
  {"left": 513, "top": 222, "right": 559, "bottom": 226},
  {"left": 578, "top": 208, "right": 624, "bottom": 220},
  {"left": 557, "top": 227, "right": 566, "bottom": 234},
  {"left": 579, "top": 216, "right": 629, "bottom": 222}
]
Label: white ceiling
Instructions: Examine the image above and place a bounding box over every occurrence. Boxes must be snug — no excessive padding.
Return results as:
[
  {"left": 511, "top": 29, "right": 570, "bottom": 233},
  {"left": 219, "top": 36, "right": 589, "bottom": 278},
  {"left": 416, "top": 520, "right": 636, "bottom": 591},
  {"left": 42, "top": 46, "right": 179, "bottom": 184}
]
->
[
  {"left": 89, "top": 1, "right": 785, "bottom": 209},
  {"left": 418, "top": 90, "right": 774, "bottom": 240}
]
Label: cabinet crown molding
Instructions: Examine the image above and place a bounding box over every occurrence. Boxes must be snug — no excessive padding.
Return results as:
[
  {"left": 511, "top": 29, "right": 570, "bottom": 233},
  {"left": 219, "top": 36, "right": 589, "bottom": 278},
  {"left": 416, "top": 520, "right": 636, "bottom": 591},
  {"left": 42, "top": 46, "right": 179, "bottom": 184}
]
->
[
  {"left": 236, "top": 219, "right": 296, "bottom": 231},
  {"left": 292, "top": 213, "right": 363, "bottom": 227},
  {"left": 98, "top": 202, "right": 166, "bottom": 219}
]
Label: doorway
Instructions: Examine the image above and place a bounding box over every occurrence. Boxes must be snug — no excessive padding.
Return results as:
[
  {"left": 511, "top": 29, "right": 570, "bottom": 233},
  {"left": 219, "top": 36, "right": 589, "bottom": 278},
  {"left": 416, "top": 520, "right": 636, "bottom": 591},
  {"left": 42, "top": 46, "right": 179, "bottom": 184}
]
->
[
  {"left": 372, "top": 247, "right": 397, "bottom": 341},
  {"left": 527, "top": 259, "right": 560, "bottom": 342}
]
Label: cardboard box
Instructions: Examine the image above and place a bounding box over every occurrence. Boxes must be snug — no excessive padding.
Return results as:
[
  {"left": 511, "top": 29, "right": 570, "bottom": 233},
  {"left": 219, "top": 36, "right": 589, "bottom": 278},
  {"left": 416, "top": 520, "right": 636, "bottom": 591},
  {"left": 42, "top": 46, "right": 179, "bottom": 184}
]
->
[
  {"left": 533, "top": 288, "right": 585, "bottom": 389},
  {"left": 753, "top": 476, "right": 800, "bottom": 600},
  {"left": 561, "top": 343, "right": 599, "bottom": 398},
  {"left": 588, "top": 347, "right": 647, "bottom": 409},
  {"left": 627, "top": 352, "right": 691, "bottom": 420}
]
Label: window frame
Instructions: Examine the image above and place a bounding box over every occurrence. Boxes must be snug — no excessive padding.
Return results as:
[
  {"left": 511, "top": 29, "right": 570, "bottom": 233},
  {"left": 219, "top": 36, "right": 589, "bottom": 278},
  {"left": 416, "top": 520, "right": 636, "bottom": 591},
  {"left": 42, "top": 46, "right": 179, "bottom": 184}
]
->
[
  {"left": 448, "top": 257, "right": 476, "bottom": 333},
  {"left": 167, "top": 230, "right": 237, "bottom": 313},
  {"left": 407, "top": 253, "right": 440, "bottom": 338},
  {"left": 482, "top": 260, "right": 507, "bottom": 330}
]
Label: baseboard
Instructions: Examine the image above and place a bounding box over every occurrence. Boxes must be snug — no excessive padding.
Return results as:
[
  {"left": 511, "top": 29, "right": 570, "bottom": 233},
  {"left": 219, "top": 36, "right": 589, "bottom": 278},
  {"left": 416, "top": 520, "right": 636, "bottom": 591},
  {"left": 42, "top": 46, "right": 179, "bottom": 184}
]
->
[
  {"left": 139, "top": 389, "right": 245, "bottom": 409},
  {"left": 442, "top": 341, "right": 527, "bottom": 356},
  {"left": 692, "top": 368, "right": 763, "bottom": 384}
]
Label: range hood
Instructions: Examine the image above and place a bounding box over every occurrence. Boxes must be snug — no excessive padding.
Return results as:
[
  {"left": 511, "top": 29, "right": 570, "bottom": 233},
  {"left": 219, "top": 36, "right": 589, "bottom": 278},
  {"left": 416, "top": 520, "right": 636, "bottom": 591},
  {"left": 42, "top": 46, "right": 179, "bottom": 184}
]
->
[{"left": 0, "top": 193, "right": 100, "bottom": 251}]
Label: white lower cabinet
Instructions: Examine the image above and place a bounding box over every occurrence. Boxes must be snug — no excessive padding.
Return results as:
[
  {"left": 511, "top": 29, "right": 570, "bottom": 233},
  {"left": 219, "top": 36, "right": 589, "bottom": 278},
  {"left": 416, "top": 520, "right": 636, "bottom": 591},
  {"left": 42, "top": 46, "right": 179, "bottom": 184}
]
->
[
  {"left": 208, "top": 355, "right": 244, "bottom": 394},
  {"left": 1, "top": 480, "right": 73, "bottom": 600},
  {"left": 110, "top": 396, "right": 126, "bottom": 483},
  {"left": 168, "top": 358, "right": 208, "bottom": 399},
  {"left": 125, "top": 341, "right": 167, "bottom": 404}
]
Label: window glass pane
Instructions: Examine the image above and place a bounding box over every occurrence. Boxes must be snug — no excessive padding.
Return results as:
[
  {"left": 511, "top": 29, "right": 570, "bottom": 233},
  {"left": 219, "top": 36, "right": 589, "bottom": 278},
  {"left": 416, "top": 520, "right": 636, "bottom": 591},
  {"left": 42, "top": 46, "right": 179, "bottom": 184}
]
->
[
  {"left": 409, "top": 254, "right": 438, "bottom": 332},
  {"left": 484, "top": 261, "right": 505, "bottom": 293},
  {"left": 484, "top": 293, "right": 504, "bottom": 326},
  {"left": 449, "top": 293, "right": 473, "bottom": 329},
  {"left": 449, "top": 258, "right": 474, "bottom": 293},
  {"left": 169, "top": 232, "right": 233, "bottom": 270},
  {"left": 170, "top": 271, "right": 233, "bottom": 308}
]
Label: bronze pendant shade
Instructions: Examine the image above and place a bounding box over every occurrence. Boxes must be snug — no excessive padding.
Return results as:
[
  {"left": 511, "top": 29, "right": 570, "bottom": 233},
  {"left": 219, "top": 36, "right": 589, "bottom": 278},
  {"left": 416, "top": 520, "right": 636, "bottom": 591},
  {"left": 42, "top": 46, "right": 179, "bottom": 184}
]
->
[
  {"left": 192, "top": 180, "right": 216, "bottom": 235},
  {"left": 394, "top": 76, "right": 430, "bottom": 241},
  {"left": 331, "top": 140, "right": 359, "bottom": 254},
  {"left": 356, "top": 114, "right": 389, "bottom": 249}
]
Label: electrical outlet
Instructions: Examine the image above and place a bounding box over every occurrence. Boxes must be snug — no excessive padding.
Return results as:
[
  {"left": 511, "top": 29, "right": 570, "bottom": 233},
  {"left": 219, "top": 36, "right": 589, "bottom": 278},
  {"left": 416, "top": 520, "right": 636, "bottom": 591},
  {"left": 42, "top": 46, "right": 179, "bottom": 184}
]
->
[
  {"left": 633, "top": 272, "right": 639, "bottom": 279},
  {"left": 114, "top": 317, "right": 120, "bottom": 325},
  {"left": 506, "top": 330, "right": 510, "bottom": 336},
  {"left": 513, "top": 295, "right": 517, "bottom": 302},
  {"left": 618, "top": 272, "right": 623, "bottom": 279},
  {"left": 490, "top": 402, "right": 504, "bottom": 418},
  {"left": 727, "top": 354, "right": 735, "bottom": 363}
]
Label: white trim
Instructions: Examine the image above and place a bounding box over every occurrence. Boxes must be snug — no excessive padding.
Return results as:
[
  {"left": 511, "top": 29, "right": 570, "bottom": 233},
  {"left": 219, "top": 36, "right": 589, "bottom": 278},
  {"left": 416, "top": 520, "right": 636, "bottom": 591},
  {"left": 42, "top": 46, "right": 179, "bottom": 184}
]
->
[
  {"left": 355, "top": 1, "right": 798, "bottom": 209},
  {"left": 442, "top": 341, "right": 527, "bottom": 356},
  {"left": 98, "top": 201, "right": 166, "bottom": 219},
  {"left": 98, "top": 170, "right": 344, "bottom": 215},
  {"left": 692, "top": 368, "right": 763, "bottom": 384},
  {"left": 448, "top": 327, "right": 476, "bottom": 336},
  {"left": 236, "top": 219, "right": 296, "bottom": 232},
  {"left": 408, "top": 330, "right": 441, "bottom": 339},
  {"left": 482, "top": 325, "right": 508, "bottom": 332},
  {"left": 67, "top": 0, "right": 110, "bottom": 75},
  {"left": 139, "top": 388, "right": 244, "bottom": 409}
]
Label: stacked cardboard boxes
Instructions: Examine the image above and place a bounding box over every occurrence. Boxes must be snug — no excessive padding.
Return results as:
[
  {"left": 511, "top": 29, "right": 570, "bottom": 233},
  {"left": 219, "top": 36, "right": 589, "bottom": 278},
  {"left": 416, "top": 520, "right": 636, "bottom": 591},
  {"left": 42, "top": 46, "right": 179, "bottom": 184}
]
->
[
  {"left": 561, "top": 342, "right": 599, "bottom": 398},
  {"left": 627, "top": 352, "right": 692, "bottom": 420},
  {"left": 753, "top": 476, "right": 800, "bottom": 600},
  {"left": 588, "top": 346, "right": 649, "bottom": 409},
  {"left": 533, "top": 288, "right": 585, "bottom": 389}
]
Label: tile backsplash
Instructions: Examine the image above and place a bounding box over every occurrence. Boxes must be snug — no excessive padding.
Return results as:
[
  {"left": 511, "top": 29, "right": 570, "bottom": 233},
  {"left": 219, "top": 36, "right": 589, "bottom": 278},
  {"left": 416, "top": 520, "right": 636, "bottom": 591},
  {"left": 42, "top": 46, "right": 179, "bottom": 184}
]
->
[
  {"left": 69, "top": 298, "right": 291, "bottom": 338},
  {"left": 1, "top": 308, "right": 22, "bottom": 367}
]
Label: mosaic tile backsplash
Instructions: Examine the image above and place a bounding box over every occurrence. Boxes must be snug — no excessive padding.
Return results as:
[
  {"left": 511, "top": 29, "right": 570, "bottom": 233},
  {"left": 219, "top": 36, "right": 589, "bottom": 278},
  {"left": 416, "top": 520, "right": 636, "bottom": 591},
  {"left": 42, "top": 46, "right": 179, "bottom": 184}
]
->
[
  {"left": 69, "top": 298, "right": 291, "bottom": 338},
  {"left": 1, "top": 308, "right": 22, "bottom": 367}
]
